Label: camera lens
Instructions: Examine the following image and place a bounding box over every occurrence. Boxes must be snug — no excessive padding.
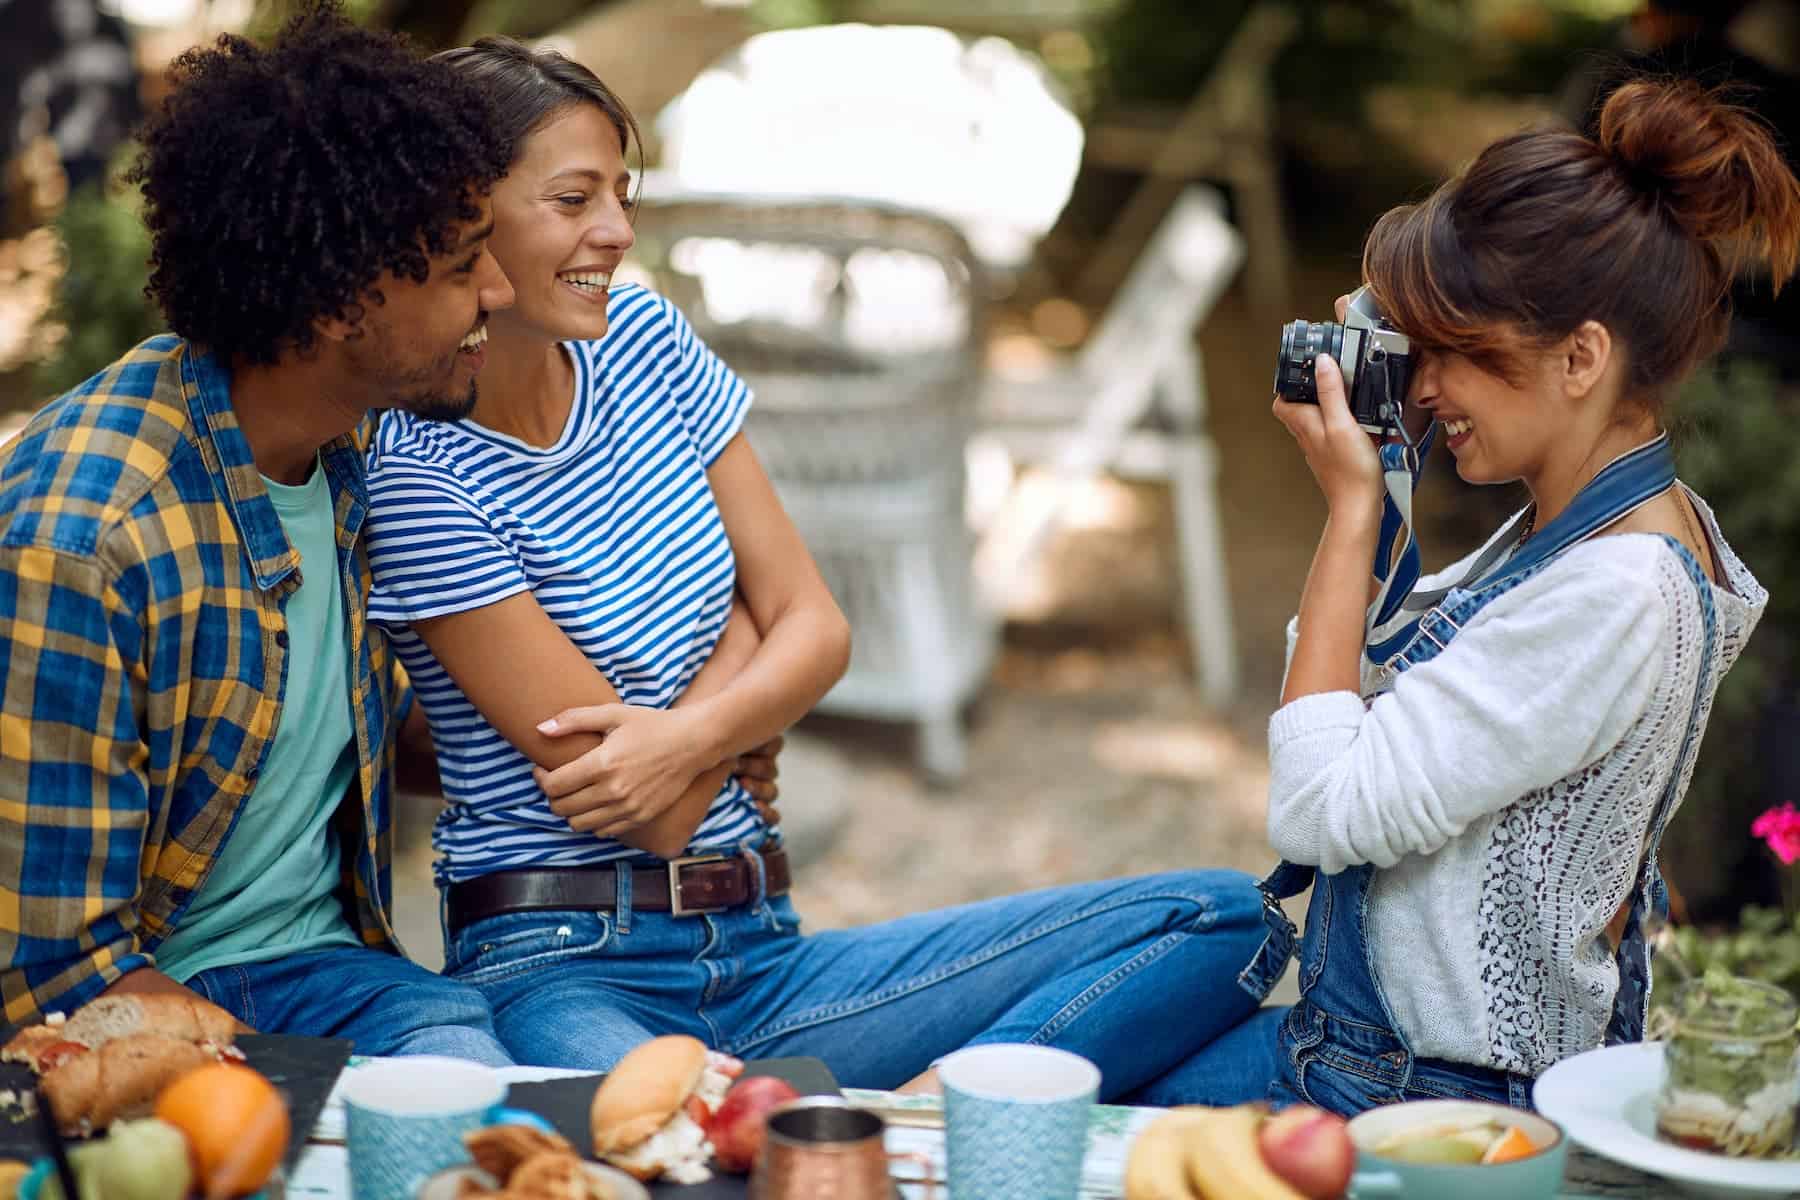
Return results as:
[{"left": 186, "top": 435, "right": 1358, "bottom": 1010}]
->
[{"left": 1273, "top": 320, "right": 1344, "bottom": 403}]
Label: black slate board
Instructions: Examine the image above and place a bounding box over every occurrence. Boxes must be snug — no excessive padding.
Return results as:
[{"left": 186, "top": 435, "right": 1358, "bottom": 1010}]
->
[
  {"left": 0, "top": 1033, "right": 351, "bottom": 1173},
  {"left": 503, "top": 1057, "right": 841, "bottom": 1199}
]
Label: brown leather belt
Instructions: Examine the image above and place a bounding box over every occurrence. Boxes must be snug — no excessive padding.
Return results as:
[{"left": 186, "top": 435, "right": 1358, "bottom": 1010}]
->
[{"left": 445, "top": 847, "right": 791, "bottom": 935}]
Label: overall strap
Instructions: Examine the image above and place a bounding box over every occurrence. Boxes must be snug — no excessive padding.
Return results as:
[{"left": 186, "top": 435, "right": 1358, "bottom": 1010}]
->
[
  {"left": 1607, "top": 537, "right": 1718, "bottom": 1044},
  {"left": 1369, "top": 434, "right": 1677, "bottom": 665},
  {"left": 1241, "top": 861, "right": 1315, "bottom": 999}
]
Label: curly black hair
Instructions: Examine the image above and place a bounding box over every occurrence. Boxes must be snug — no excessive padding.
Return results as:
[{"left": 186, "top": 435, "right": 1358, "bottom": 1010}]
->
[{"left": 128, "top": 2, "right": 513, "bottom": 365}]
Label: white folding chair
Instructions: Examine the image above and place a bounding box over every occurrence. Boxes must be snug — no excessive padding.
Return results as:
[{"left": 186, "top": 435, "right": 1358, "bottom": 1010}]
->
[{"left": 974, "top": 186, "right": 1246, "bottom": 703}]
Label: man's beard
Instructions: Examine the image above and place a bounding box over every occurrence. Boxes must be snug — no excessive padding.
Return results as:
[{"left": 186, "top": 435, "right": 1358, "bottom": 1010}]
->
[
  {"left": 398, "top": 378, "right": 478, "bottom": 422},
  {"left": 355, "top": 319, "right": 480, "bottom": 422}
]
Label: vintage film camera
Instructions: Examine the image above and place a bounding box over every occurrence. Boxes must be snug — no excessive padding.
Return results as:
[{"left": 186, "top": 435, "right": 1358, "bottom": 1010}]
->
[{"left": 1273, "top": 286, "right": 1417, "bottom": 437}]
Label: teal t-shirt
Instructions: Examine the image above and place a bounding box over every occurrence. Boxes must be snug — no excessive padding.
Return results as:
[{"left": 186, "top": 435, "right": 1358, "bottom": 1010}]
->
[{"left": 155, "top": 459, "right": 364, "bottom": 981}]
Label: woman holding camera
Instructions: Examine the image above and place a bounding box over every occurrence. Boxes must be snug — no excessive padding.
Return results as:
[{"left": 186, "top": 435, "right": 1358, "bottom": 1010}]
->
[{"left": 1134, "top": 76, "right": 1796, "bottom": 1112}]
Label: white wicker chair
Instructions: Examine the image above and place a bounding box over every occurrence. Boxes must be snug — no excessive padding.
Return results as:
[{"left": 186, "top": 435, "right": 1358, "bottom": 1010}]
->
[{"left": 626, "top": 192, "right": 997, "bottom": 782}]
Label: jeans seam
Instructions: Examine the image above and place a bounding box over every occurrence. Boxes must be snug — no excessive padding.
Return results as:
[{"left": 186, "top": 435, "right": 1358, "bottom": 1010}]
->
[
  {"left": 1297, "top": 883, "right": 1328, "bottom": 995},
  {"left": 1317, "top": 1045, "right": 1404, "bottom": 1084},
  {"left": 1282, "top": 1002, "right": 1324, "bottom": 1062},
  {"left": 1027, "top": 930, "right": 1186, "bottom": 1043},
  {"left": 698, "top": 1006, "right": 724, "bottom": 1048},
  {"left": 1313, "top": 1008, "right": 1403, "bottom": 1038},
  {"left": 1405, "top": 1074, "right": 1503, "bottom": 1103},
  {"left": 727, "top": 888, "right": 1220, "bottom": 1052},
  {"left": 233, "top": 967, "right": 255, "bottom": 1029}
]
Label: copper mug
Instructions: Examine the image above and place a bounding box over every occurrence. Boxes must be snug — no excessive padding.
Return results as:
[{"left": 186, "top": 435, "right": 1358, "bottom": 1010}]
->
[{"left": 750, "top": 1097, "right": 937, "bottom": 1200}]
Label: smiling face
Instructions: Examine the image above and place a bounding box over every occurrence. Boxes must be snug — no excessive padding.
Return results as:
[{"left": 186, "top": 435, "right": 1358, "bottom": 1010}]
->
[
  {"left": 485, "top": 103, "right": 636, "bottom": 343},
  {"left": 348, "top": 195, "right": 514, "bottom": 421},
  {"left": 1409, "top": 343, "right": 1569, "bottom": 486}
]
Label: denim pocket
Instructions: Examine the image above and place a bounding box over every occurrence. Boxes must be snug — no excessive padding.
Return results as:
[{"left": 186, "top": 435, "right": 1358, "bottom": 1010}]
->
[
  {"left": 446, "top": 911, "right": 616, "bottom": 986},
  {"left": 1280, "top": 1003, "right": 1403, "bottom": 1116},
  {"left": 1291, "top": 1049, "right": 1404, "bottom": 1115}
]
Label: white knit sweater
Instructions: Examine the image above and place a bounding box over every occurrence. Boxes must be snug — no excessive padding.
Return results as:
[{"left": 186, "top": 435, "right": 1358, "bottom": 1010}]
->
[{"left": 1269, "top": 489, "right": 1766, "bottom": 1076}]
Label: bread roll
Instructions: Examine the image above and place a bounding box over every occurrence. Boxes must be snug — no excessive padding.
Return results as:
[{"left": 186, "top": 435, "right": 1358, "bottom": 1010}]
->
[
  {"left": 40, "top": 1033, "right": 212, "bottom": 1135},
  {"left": 61, "top": 994, "right": 237, "bottom": 1050},
  {"left": 588, "top": 1035, "right": 707, "bottom": 1155}
]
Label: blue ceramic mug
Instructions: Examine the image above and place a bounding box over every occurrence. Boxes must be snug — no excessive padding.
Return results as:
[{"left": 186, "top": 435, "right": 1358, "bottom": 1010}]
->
[
  {"left": 341, "top": 1056, "right": 505, "bottom": 1200},
  {"left": 1345, "top": 1100, "right": 1568, "bottom": 1199},
  {"left": 937, "top": 1044, "right": 1100, "bottom": 1200}
]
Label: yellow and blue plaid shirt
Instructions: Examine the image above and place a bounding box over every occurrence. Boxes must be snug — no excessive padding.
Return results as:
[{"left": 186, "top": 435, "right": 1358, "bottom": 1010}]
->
[{"left": 0, "top": 335, "right": 406, "bottom": 1029}]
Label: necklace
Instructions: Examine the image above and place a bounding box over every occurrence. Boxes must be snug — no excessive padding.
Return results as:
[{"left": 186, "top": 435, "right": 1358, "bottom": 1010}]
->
[{"left": 1516, "top": 509, "right": 1536, "bottom": 548}]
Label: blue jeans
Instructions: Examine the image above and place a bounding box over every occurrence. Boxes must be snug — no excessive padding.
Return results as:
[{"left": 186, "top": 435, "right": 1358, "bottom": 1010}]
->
[
  {"left": 1123, "top": 1004, "right": 1288, "bottom": 1107},
  {"left": 444, "top": 870, "right": 1268, "bottom": 1100},
  {"left": 1126, "top": 861, "right": 1534, "bottom": 1114},
  {"left": 186, "top": 945, "right": 514, "bottom": 1067}
]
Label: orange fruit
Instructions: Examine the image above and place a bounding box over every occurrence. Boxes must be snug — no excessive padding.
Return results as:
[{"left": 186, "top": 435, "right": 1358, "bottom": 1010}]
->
[
  {"left": 154, "top": 1063, "right": 290, "bottom": 1199},
  {"left": 1481, "top": 1125, "right": 1538, "bottom": 1164}
]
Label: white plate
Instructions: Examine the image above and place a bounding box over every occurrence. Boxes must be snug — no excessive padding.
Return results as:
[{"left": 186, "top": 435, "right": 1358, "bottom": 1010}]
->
[
  {"left": 1534, "top": 1042, "right": 1800, "bottom": 1199},
  {"left": 417, "top": 1162, "right": 651, "bottom": 1200}
]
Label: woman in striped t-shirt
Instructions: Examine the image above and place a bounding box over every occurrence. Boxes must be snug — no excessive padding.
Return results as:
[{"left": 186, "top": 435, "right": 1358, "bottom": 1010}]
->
[{"left": 361, "top": 36, "right": 1277, "bottom": 1094}]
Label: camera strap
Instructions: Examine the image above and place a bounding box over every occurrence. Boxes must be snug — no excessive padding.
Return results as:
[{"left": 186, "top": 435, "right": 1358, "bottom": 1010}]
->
[
  {"left": 1365, "top": 432, "right": 1678, "bottom": 665},
  {"left": 1364, "top": 430, "right": 1436, "bottom": 641}
]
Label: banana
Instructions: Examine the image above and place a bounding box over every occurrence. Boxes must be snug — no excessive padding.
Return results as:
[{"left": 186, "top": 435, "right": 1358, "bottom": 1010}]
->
[
  {"left": 1125, "top": 1104, "right": 1319, "bottom": 1200},
  {"left": 1181, "top": 1105, "right": 1310, "bottom": 1200}
]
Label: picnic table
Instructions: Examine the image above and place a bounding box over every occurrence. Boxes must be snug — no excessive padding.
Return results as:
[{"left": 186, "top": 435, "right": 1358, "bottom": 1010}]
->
[{"left": 285, "top": 1061, "right": 1670, "bottom": 1199}]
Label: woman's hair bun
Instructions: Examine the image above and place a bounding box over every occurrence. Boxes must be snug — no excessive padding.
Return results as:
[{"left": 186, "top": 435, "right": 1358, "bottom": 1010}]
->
[{"left": 1596, "top": 78, "right": 1799, "bottom": 286}]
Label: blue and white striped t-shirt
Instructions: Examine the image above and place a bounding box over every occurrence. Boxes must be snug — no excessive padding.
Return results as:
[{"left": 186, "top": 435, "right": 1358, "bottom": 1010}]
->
[{"left": 363, "top": 286, "right": 764, "bottom": 883}]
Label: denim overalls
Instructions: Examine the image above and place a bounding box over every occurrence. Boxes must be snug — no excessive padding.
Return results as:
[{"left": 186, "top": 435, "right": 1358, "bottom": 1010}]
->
[{"left": 1240, "top": 434, "right": 1718, "bottom": 1115}]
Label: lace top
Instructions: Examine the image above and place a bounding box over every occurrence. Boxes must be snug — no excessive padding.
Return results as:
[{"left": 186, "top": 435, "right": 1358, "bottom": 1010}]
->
[{"left": 1268, "top": 488, "right": 1766, "bottom": 1076}]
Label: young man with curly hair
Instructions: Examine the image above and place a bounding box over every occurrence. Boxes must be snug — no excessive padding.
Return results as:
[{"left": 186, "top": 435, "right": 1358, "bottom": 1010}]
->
[{"left": 0, "top": 5, "right": 519, "bottom": 1062}]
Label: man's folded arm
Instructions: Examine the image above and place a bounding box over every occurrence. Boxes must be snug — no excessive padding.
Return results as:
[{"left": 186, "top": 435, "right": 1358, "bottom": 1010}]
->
[{"left": 0, "top": 544, "right": 163, "bottom": 1029}]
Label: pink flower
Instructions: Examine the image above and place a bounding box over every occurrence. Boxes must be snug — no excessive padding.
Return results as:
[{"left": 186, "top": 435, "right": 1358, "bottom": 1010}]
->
[{"left": 1752, "top": 804, "right": 1800, "bottom": 866}]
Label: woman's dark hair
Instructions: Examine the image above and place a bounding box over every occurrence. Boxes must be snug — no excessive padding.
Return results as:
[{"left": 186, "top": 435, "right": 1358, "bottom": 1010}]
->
[
  {"left": 1362, "top": 77, "right": 1800, "bottom": 409},
  {"left": 128, "top": 2, "right": 513, "bottom": 366},
  {"left": 433, "top": 36, "right": 641, "bottom": 183}
]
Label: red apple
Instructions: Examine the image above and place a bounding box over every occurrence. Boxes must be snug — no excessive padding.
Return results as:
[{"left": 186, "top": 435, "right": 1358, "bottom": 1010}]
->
[
  {"left": 1258, "top": 1105, "right": 1356, "bottom": 1200},
  {"left": 706, "top": 1075, "right": 802, "bottom": 1173}
]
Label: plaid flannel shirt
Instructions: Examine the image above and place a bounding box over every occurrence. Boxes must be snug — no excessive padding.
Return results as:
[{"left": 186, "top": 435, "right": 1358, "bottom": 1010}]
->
[{"left": 0, "top": 335, "right": 406, "bottom": 1028}]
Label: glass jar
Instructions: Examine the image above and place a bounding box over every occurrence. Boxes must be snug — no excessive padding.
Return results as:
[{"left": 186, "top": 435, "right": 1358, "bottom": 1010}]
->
[{"left": 1657, "top": 973, "right": 1800, "bottom": 1157}]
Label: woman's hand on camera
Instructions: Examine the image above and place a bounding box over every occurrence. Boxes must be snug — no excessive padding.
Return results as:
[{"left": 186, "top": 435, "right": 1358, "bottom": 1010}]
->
[{"left": 1272, "top": 353, "right": 1383, "bottom": 516}]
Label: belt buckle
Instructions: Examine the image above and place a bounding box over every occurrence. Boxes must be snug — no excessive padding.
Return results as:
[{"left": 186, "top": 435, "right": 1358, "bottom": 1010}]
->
[{"left": 668, "top": 854, "right": 728, "bottom": 917}]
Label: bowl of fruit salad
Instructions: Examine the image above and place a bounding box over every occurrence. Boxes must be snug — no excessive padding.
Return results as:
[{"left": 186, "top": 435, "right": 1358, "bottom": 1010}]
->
[{"left": 1345, "top": 1100, "right": 1566, "bottom": 1199}]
